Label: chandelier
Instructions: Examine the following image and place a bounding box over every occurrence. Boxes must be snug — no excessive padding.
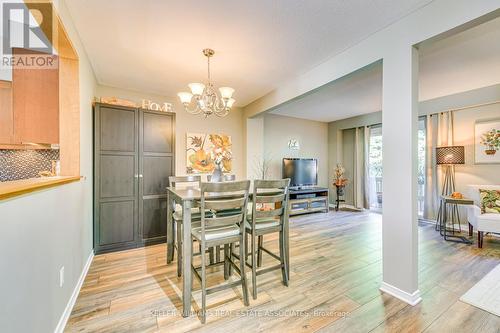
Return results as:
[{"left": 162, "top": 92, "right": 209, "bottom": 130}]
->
[{"left": 177, "top": 48, "right": 235, "bottom": 117}]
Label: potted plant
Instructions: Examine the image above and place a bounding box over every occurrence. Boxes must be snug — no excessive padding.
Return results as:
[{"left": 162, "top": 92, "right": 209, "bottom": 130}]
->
[
  {"left": 481, "top": 129, "right": 500, "bottom": 155},
  {"left": 333, "top": 164, "right": 348, "bottom": 196}
]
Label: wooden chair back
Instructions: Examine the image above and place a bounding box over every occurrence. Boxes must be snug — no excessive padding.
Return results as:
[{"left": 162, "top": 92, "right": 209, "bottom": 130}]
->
[
  {"left": 251, "top": 179, "right": 290, "bottom": 222},
  {"left": 199, "top": 180, "right": 250, "bottom": 238},
  {"left": 169, "top": 175, "right": 201, "bottom": 188}
]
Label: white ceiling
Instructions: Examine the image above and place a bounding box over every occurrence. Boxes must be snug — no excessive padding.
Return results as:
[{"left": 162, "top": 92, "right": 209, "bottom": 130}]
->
[
  {"left": 270, "top": 16, "right": 500, "bottom": 122},
  {"left": 270, "top": 62, "right": 383, "bottom": 122},
  {"left": 65, "top": 0, "right": 434, "bottom": 107}
]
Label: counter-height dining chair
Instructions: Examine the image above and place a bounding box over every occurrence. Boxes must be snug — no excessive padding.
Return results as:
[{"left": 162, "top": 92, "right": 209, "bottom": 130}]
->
[
  {"left": 168, "top": 175, "right": 214, "bottom": 276},
  {"left": 191, "top": 180, "right": 250, "bottom": 323},
  {"left": 245, "top": 179, "right": 290, "bottom": 299},
  {"left": 206, "top": 173, "right": 237, "bottom": 261}
]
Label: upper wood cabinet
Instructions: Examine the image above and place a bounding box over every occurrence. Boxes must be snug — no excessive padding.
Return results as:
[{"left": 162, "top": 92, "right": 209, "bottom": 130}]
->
[
  {"left": 11, "top": 49, "right": 59, "bottom": 144},
  {"left": 0, "top": 81, "right": 13, "bottom": 143}
]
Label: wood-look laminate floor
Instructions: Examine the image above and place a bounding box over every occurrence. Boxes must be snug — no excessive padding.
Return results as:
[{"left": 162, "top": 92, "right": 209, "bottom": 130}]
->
[{"left": 65, "top": 211, "right": 500, "bottom": 333}]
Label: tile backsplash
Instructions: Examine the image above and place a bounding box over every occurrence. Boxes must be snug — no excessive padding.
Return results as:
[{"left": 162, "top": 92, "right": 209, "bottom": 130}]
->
[{"left": 0, "top": 149, "right": 60, "bottom": 182}]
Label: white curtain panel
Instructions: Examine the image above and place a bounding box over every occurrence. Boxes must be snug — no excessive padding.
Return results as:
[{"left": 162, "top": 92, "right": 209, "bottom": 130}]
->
[
  {"left": 423, "top": 111, "right": 454, "bottom": 220},
  {"left": 363, "top": 126, "right": 371, "bottom": 209},
  {"left": 351, "top": 126, "right": 373, "bottom": 210}
]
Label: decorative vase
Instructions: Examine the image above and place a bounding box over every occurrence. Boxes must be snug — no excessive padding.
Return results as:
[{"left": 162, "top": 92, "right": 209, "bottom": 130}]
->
[
  {"left": 485, "top": 148, "right": 496, "bottom": 155},
  {"left": 210, "top": 162, "right": 223, "bottom": 182},
  {"left": 335, "top": 185, "right": 345, "bottom": 197}
]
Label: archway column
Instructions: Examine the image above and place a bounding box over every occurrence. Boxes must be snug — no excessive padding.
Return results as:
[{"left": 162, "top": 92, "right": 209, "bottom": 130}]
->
[{"left": 380, "top": 45, "right": 421, "bottom": 305}]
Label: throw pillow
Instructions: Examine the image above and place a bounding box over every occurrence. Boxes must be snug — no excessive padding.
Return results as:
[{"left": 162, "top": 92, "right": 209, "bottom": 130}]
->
[{"left": 479, "top": 189, "right": 500, "bottom": 214}]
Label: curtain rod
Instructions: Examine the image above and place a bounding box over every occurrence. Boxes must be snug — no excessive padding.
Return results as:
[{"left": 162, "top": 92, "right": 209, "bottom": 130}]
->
[
  {"left": 341, "top": 100, "right": 499, "bottom": 129},
  {"left": 428, "top": 100, "right": 500, "bottom": 117}
]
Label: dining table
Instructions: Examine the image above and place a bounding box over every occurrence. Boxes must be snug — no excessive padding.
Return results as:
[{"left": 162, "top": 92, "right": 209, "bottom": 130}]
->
[{"left": 166, "top": 185, "right": 289, "bottom": 317}]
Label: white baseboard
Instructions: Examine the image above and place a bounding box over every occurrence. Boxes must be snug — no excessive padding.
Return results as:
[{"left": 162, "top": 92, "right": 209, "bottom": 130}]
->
[
  {"left": 54, "top": 251, "right": 94, "bottom": 333},
  {"left": 380, "top": 282, "right": 422, "bottom": 306}
]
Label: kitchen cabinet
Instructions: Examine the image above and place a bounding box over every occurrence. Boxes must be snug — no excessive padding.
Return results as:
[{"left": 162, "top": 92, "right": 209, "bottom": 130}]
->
[
  {"left": 0, "top": 49, "right": 59, "bottom": 146},
  {"left": 12, "top": 49, "right": 59, "bottom": 144},
  {"left": 0, "top": 81, "right": 13, "bottom": 143},
  {"left": 93, "top": 103, "right": 175, "bottom": 254}
]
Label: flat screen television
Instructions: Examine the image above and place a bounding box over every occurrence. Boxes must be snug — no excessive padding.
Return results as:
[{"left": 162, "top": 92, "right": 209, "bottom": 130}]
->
[{"left": 282, "top": 158, "right": 318, "bottom": 188}]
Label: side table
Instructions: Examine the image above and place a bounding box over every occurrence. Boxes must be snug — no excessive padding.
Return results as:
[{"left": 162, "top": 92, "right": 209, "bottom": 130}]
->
[{"left": 437, "top": 196, "right": 473, "bottom": 244}]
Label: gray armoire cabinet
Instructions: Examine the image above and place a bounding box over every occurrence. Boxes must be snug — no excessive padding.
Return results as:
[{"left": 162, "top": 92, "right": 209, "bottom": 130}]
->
[{"left": 93, "top": 103, "right": 175, "bottom": 254}]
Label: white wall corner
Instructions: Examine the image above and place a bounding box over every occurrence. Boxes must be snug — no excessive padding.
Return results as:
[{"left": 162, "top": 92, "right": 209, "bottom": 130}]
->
[
  {"left": 380, "top": 282, "right": 422, "bottom": 306},
  {"left": 54, "top": 251, "right": 94, "bottom": 333}
]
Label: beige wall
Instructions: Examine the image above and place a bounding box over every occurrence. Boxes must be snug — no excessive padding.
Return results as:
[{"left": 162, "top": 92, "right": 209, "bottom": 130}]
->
[
  {"left": 263, "top": 114, "right": 328, "bottom": 187},
  {"left": 95, "top": 85, "right": 245, "bottom": 179},
  {"left": 453, "top": 102, "right": 500, "bottom": 194}
]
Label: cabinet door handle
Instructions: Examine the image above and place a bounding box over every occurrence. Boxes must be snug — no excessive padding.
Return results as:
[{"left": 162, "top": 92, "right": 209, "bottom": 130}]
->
[
  {"left": 139, "top": 174, "right": 143, "bottom": 178},
  {"left": 134, "top": 174, "right": 139, "bottom": 178}
]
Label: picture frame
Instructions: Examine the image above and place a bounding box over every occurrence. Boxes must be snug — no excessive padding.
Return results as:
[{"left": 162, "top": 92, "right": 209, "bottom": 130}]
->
[
  {"left": 474, "top": 118, "right": 500, "bottom": 164},
  {"left": 185, "top": 133, "right": 233, "bottom": 174}
]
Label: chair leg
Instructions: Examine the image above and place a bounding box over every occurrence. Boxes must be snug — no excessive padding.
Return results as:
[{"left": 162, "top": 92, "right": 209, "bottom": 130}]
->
[
  {"left": 279, "top": 229, "right": 289, "bottom": 286},
  {"left": 176, "top": 222, "right": 182, "bottom": 277},
  {"left": 191, "top": 238, "right": 194, "bottom": 292},
  {"left": 251, "top": 233, "right": 257, "bottom": 300},
  {"left": 239, "top": 236, "right": 249, "bottom": 306},
  {"left": 245, "top": 233, "right": 249, "bottom": 261},
  {"left": 216, "top": 245, "right": 221, "bottom": 263},
  {"left": 209, "top": 247, "right": 215, "bottom": 264},
  {"left": 167, "top": 216, "right": 175, "bottom": 263},
  {"left": 478, "top": 231, "right": 483, "bottom": 248},
  {"left": 228, "top": 243, "right": 234, "bottom": 276},
  {"left": 224, "top": 244, "right": 230, "bottom": 280},
  {"left": 468, "top": 223, "right": 473, "bottom": 237},
  {"left": 257, "top": 235, "right": 263, "bottom": 267},
  {"left": 201, "top": 241, "right": 207, "bottom": 324}
]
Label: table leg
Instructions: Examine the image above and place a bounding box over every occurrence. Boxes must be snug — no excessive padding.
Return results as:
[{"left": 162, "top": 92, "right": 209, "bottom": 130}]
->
[
  {"left": 442, "top": 201, "right": 447, "bottom": 236},
  {"left": 284, "top": 211, "right": 290, "bottom": 279},
  {"left": 182, "top": 200, "right": 192, "bottom": 317},
  {"left": 442, "top": 201, "right": 472, "bottom": 244},
  {"left": 166, "top": 192, "right": 174, "bottom": 264}
]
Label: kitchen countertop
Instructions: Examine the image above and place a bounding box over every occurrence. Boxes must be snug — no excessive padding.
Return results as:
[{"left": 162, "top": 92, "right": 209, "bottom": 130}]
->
[{"left": 0, "top": 176, "right": 82, "bottom": 201}]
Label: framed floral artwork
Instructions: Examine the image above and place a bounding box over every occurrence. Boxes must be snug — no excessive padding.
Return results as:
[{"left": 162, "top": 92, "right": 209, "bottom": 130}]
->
[
  {"left": 186, "top": 133, "right": 232, "bottom": 173},
  {"left": 474, "top": 119, "right": 500, "bottom": 164}
]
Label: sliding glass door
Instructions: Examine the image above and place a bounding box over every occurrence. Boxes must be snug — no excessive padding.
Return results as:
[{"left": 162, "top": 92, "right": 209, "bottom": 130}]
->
[
  {"left": 365, "top": 119, "right": 425, "bottom": 215},
  {"left": 417, "top": 117, "right": 426, "bottom": 217},
  {"left": 367, "top": 125, "right": 383, "bottom": 211}
]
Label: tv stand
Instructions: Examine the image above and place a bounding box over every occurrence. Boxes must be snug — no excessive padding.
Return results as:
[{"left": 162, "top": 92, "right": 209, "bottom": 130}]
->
[{"left": 288, "top": 187, "right": 329, "bottom": 216}]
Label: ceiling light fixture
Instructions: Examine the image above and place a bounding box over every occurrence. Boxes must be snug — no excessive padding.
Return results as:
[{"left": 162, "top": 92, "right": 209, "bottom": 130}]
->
[{"left": 177, "top": 48, "right": 235, "bottom": 117}]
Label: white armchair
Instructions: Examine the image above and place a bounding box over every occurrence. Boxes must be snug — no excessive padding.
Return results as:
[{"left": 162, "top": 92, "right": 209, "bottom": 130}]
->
[{"left": 466, "top": 185, "right": 500, "bottom": 248}]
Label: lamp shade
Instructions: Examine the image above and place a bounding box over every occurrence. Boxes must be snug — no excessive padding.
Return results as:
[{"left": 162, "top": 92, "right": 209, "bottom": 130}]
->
[
  {"left": 177, "top": 92, "right": 193, "bottom": 104},
  {"left": 225, "top": 98, "right": 235, "bottom": 108},
  {"left": 188, "top": 83, "right": 205, "bottom": 95},
  {"left": 436, "top": 146, "right": 465, "bottom": 165},
  {"left": 219, "top": 87, "right": 235, "bottom": 99}
]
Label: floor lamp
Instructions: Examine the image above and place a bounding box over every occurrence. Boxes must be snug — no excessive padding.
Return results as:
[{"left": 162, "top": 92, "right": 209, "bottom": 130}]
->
[
  {"left": 435, "top": 146, "right": 465, "bottom": 233},
  {"left": 436, "top": 146, "right": 465, "bottom": 196}
]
